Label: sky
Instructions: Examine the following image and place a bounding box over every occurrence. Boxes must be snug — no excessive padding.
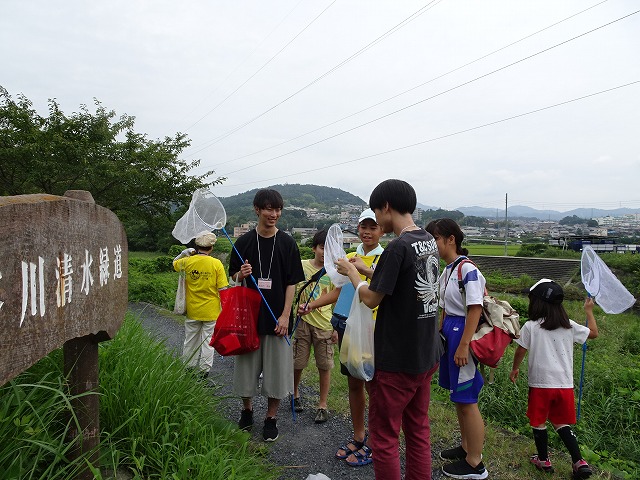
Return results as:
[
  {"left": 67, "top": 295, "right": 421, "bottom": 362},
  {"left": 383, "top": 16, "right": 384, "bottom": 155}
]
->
[{"left": 2, "top": 0, "right": 639, "bottom": 212}]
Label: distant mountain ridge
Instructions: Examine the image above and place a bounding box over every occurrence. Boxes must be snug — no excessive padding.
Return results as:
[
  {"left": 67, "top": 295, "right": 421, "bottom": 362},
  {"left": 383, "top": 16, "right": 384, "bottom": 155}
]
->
[
  {"left": 457, "top": 205, "right": 640, "bottom": 221},
  {"left": 220, "top": 184, "right": 638, "bottom": 222}
]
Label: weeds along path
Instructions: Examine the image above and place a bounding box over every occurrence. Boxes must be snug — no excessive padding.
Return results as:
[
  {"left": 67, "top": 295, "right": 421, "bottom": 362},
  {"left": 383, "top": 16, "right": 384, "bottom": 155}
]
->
[{"left": 130, "top": 302, "right": 446, "bottom": 480}]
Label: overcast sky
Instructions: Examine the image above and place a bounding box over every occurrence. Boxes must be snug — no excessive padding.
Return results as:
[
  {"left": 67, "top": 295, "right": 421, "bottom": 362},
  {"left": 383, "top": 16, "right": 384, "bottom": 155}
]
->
[{"left": 3, "top": 0, "right": 639, "bottom": 212}]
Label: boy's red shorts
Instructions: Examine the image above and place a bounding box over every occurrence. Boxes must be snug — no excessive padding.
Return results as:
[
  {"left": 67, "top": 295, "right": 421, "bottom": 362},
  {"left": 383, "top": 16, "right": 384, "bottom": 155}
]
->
[{"left": 527, "top": 387, "right": 576, "bottom": 427}]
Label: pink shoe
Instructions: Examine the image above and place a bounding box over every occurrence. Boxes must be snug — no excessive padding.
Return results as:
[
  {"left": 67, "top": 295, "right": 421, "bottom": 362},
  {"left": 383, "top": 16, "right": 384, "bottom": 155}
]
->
[
  {"left": 530, "top": 455, "right": 554, "bottom": 473},
  {"left": 572, "top": 459, "right": 592, "bottom": 479}
]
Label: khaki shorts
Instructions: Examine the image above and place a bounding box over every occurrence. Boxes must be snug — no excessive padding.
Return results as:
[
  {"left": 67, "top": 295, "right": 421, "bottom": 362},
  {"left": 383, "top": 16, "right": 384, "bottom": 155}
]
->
[
  {"left": 293, "top": 320, "right": 334, "bottom": 371},
  {"left": 233, "top": 335, "right": 293, "bottom": 400}
]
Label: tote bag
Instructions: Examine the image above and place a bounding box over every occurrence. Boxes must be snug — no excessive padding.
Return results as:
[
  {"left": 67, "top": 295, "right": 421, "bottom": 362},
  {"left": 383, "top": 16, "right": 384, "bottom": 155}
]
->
[
  {"left": 340, "top": 282, "right": 375, "bottom": 381},
  {"left": 210, "top": 285, "right": 262, "bottom": 356},
  {"left": 173, "top": 269, "right": 187, "bottom": 315}
]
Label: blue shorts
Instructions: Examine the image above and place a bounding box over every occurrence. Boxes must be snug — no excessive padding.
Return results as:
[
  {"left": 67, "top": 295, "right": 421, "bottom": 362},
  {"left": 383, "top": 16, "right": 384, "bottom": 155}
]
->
[{"left": 439, "top": 315, "right": 484, "bottom": 404}]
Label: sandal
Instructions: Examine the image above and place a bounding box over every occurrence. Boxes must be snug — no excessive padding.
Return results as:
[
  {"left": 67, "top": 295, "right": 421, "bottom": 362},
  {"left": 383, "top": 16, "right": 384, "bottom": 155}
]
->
[
  {"left": 335, "top": 434, "right": 367, "bottom": 459},
  {"left": 345, "top": 444, "right": 373, "bottom": 467}
]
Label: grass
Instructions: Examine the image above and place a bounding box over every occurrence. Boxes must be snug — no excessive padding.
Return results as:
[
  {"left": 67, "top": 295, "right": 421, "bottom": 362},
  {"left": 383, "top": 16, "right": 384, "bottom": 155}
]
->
[
  {"left": 0, "top": 314, "right": 279, "bottom": 480},
  {"left": 0, "top": 363, "right": 96, "bottom": 479},
  {"left": 466, "top": 244, "right": 521, "bottom": 256}
]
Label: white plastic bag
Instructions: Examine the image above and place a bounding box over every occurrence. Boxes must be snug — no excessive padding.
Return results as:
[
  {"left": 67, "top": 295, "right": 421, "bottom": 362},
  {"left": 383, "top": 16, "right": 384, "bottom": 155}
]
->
[
  {"left": 304, "top": 474, "right": 331, "bottom": 480},
  {"left": 174, "top": 269, "right": 186, "bottom": 315},
  {"left": 323, "top": 223, "right": 349, "bottom": 287},
  {"left": 340, "top": 282, "right": 375, "bottom": 381}
]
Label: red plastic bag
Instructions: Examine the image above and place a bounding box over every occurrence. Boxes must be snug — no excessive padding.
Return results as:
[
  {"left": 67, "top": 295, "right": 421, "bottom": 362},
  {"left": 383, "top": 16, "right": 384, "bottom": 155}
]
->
[{"left": 210, "top": 286, "right": 262, "bottom": 356}]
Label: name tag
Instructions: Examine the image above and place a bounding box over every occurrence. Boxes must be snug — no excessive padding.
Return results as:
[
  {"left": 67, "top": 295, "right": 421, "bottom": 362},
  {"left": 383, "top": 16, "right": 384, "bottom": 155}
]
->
[{"left": 258, "top": 278, "right": 272, "bottom": 290}]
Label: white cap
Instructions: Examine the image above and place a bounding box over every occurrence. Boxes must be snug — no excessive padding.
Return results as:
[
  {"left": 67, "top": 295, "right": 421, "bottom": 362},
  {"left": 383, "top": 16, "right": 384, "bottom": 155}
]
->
[
  {"left": 194, "top": 231, "right": 217, "bottom": 247},
  {"left": 358, "top": 208, "right": 377, "bottom": 224}
]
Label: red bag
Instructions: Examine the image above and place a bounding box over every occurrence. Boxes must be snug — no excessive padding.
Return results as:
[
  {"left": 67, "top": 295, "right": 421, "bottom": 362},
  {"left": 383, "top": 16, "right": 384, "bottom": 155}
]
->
[
  {"left": 470, "top": 303, "right": 518, "bottom": 368},
  {"left": 210, "top": 286, "right": 262, "bottom": 356},
  {"left": 455, "top": 259, "right": 521, "bottom": 368}
]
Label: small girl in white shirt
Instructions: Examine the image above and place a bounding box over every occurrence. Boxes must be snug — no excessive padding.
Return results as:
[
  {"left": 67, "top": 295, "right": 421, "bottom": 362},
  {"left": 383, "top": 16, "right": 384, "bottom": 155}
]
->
[{"left": 510, "top": 279, "right": 598, "bottom": 479}]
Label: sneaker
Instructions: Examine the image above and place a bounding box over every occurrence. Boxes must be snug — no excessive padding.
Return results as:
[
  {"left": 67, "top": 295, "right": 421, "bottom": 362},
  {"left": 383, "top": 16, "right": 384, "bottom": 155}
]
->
[
  {"left": 440, "top": 445, "right": 467, "bottom": 461},
  {"left": 293, "top": 396, "right": 303, "bottom": 413},
  {"left": 314, "top": 408, "right": 328, "bottom": 424},
  {"left": 263, "top": 417, "right": 279, "bottom": 442},
  {"left": 238, "top": 409, "right": 253, "bottom": 431},
  {"left": 572, "top": 459, "right": 592, "bottom": 479},
  {"left": 530, "top": 454, "right": 554, "bottom": 473},
  {"left": 442, "top": 459, "right": 488, "bottom": 479}
]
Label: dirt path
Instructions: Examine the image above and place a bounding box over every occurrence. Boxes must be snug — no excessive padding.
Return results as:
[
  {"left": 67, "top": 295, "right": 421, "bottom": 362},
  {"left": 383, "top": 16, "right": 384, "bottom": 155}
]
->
[{"left": 130, "top": 302, "right": 445, "bottom": 480}]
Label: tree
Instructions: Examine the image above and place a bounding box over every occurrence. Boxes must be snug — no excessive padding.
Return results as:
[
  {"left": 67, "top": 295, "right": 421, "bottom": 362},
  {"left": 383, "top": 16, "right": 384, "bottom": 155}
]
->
[
  {"left": 0, "top": 87, "right": 223, "bottom": 250},
  {"left": 422, "top": 208, "right": 464, "bottom": 224},
  {"left": 460, "top": 215, "right": 489, "bottom": 227},
  {"left": 559, "top": 215, "right": 586, "bottom": 226}
]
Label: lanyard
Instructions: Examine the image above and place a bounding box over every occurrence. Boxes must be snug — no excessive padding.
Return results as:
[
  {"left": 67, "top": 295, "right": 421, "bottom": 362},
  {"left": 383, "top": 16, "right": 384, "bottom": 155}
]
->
[{"left": 256, "top": 230, "right": 276, "bottom": 279}]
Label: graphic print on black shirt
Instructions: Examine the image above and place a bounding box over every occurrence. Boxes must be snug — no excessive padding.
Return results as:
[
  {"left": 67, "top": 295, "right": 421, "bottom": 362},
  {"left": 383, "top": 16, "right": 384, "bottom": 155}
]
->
[{"left": 413, "top": 238, "right": 440, "bottom": 318}]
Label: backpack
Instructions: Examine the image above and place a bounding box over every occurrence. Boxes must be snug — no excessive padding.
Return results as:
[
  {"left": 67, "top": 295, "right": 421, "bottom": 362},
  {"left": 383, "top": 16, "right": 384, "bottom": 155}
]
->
[{"left": 453, "top": 258, "right": 521, "bottom": 368}]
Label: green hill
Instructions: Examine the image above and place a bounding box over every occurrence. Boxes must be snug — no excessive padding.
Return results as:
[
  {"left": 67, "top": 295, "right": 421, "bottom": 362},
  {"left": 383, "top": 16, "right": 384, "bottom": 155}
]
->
[
  {"left": 220, "top": 184, "right": 366, "bottom": 230},
  {"left": 220, "top": 184, "right": 365, "bottom": 209}
]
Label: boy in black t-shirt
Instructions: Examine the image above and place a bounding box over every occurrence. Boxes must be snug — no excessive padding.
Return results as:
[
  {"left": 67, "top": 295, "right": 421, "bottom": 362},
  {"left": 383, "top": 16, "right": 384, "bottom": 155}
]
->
[
  {"left": 336, "top": 179, "right": 441, "bottom": 480},
  {"left": 229, "top": 189, "right": 305, "bottom": 442}
]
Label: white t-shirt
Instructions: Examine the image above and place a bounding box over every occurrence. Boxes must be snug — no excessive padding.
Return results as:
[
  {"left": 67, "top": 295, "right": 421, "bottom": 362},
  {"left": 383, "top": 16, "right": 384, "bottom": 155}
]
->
[
  {"left": 515, "top": 319, "right": 590, "bottom": 388},
  {"left": 438, "top": 257, "right": 486, "bottom": 317}
]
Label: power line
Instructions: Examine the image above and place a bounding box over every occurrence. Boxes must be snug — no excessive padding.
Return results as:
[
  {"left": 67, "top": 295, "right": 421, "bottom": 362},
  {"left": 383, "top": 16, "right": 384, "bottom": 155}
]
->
[
  {"left": 218, "top": 9, "right": 638, "bottom": 177},
  {"left": 209, "top": 0, "right": 609, "bottom": 169},
  {"left": 183, "top": 0, "right": 333, "bottom": 133},
  {"left": 185, "top": 0, "right": 443, "bottom": 156},
  {"left": 217, "top": 80, "right": 640, "bottom": 189}
]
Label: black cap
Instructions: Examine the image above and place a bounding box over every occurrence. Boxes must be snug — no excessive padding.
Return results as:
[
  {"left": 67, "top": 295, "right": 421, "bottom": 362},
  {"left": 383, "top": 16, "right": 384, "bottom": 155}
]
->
[{"left": 525, "top": 278, "right": 564, "bottom": 304}]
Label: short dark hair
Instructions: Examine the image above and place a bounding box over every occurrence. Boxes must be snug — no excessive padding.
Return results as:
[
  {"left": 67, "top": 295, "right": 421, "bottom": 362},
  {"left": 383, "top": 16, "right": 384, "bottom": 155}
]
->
[
  {"left": 369, "top": 179, "right": 416, "bottom": 214},
  {"left": 253, "top": 189, "right": 284, "bottom": 210},
  {"left": 425, "top": 218, "right": 469, "bottom": 256},
  {"left": 528, "top": 295, "right": 571, "bottom": 330},
  {"left": 312, "top": 229, "right": 327, "bottom": 248}
]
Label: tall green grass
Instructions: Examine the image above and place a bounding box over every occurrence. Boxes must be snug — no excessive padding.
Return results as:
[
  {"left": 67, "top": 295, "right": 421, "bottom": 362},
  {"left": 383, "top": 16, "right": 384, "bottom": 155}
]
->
[
  {"left": 0, "top": 356, "right": 96, "bottom": 479},
  {"left": 0, "top": 315, "right": 280, "bottom": 479},
  {"left": 98, "top": 315, "right": 279, "bottom": 479}
]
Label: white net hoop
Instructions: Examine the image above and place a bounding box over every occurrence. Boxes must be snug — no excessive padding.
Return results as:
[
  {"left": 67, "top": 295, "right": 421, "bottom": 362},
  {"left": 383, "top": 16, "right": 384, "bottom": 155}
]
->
[
  {"left": 324, "top": 223, "right": 349, "bottom": 287},
  {"left": 172, "top": 188, "right": 227, "bottom": 244},
  {"left": 580, "top": 245, "right": 635, "bottom": 314}
]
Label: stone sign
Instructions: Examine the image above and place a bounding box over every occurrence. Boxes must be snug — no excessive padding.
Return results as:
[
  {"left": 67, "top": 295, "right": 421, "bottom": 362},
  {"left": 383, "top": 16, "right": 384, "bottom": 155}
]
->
[{"left": 0, "top": 191, "right": 128, "bottom": 384}]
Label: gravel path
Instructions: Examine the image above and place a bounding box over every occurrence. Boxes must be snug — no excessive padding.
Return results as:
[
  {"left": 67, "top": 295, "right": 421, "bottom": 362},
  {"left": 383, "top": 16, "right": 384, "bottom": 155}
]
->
[{"left": 130, "top": 302, "right": 445, "bottom": 480}]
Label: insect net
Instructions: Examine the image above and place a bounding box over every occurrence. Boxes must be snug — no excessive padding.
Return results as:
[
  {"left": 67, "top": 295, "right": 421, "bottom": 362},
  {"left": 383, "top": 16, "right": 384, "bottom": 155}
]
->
[
  {"left": 172, "top": 188, "right": 227, "bottom": 244},
  {"left": 580, "top": 245, "right": 635, "bottom": 314},
  {"left": 323, "top": 223, "right": 349, "bottom": 287}
]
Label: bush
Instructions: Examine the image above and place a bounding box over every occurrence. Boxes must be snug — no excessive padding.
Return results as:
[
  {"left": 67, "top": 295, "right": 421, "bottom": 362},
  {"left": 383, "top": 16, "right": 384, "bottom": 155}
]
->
[
  {"left": 299, "top": 246, "right": 314, "bottom": 260},
  {"left": 622, "top": 324, "right": 640, "bottom": 355},
  {"left": 168, "top": 244, "right": 184, "bottom": 257},
  {"left": 507, "top": 296, "right": 529, "bottom": 320},
  {"left": 516, "top": 243, "right": 548, "bottom": 257}
]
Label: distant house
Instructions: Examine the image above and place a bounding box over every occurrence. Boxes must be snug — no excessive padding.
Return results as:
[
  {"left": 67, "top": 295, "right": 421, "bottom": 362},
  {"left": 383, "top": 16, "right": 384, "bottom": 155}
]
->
[
  {"left": 234, "top": 223, "right": 254, "bottom": 237},
  {"left": 292, "top": 227, "right": 318, "bottom": 236}
]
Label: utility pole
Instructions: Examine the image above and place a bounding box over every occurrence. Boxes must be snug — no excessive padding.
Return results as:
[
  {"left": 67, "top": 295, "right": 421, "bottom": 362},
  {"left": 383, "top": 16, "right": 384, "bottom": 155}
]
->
[{"left": 504, "top": 193, "right": 508, "bottom": 256}]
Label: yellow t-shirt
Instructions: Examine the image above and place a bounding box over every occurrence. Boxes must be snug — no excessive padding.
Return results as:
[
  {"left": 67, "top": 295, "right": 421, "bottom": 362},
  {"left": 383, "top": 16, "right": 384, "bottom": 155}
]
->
[
  {"left": 173, "top": 254, "right": 229, "bottom": 321},
  {"left": 346, "top": 251, "right": 381, "bottom": 319},
  {"left": 297, "top": 260, "right": 335, "bottom": 331}
]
